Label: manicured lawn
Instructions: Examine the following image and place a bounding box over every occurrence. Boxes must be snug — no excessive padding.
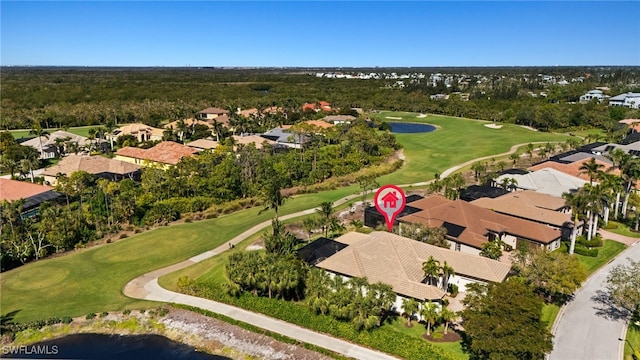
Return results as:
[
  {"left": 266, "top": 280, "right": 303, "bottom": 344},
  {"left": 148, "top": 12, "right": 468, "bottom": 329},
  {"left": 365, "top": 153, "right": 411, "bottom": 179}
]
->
[
  {"left": 0, "top": 186, "right": 359, "bottom": 323},
  {"left": 577, "top": 240, "right": 627, "bottom": 275},
  {"left": 606, "top": 221, "right": 640, "bottom": 238},
  {"left": 541, "top": 303, "right": 560, "bottom": 330},
  {"left": 371, "top": 112, "right": 569, "bottom": 184},
  {"left": 386, "top": 316, "right": 467, "bottom": 360},
  {"left": 8, "top": 125, "right": 104, "bottom": 141},
  {"left": 625, "top": 324, "right": 640, "bottom": 360}
]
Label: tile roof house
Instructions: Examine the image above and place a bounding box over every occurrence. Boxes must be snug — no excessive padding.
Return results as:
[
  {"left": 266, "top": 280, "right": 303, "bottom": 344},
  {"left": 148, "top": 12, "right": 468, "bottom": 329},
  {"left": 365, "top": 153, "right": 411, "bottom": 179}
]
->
[
  {"left": 41, "top": 155, "right": 142, "bottom": 186},
  {"left": 528, "top": 157, "right": 615, "bottom": 182},
  {"left": 471, "top": 190, "right": 580, "bottom": 239},
  {"left": 185, "top": 139, "right": 219, "bottom": 151},
  {"left": 495, "top": 168, "right": 589, "bottom": 198},
  {"left": 164, "top": 118, "right": 213, "bottom": 130},
  {"left": 196, "top": 107, "right": 229, "bottom": 120},
  {"left": 112, "top": 123, "right": 164, "bottom": 143},
  {"left": 115, "top": 141, "right": 199, "bottom": 168},
  {"left": 281, "top": 120, "right": 335, "bottom": 130},
  {"left": 619, "top": 119, "right": 640, "bottom": 133},
  {"left": 0, "top": 178, "right": 61, "bottom": 217},
  {"left": 316, "top": 231, "right": 511, "bottom": 304},
  {"left": 232, "top": 134, "right": 277, "bottom": 150},
  {"left": 21, "top": 130, "right": 92, "bottom": 159},
  {"left": 323, "top": 115, "right": 356, "bottom": 124},
  {"left": 260, "top": 127, "right": 307, "bottom": 149},
  {"left": 399, "top": 195, "right": 563, "bottom": 255},
  {"left": 302, "top": 101, "right": 332, "bottom": 112}
]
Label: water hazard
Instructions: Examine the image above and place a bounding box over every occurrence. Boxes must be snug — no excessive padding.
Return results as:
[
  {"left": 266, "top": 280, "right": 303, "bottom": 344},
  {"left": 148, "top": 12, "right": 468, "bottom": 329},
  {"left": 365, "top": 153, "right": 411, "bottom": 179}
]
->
[
  {"left": 2, "top": 333, "right": 229, "bottom": 360},
  {"left": 389, "top": 122, "right": 436, "bottom": 133}
]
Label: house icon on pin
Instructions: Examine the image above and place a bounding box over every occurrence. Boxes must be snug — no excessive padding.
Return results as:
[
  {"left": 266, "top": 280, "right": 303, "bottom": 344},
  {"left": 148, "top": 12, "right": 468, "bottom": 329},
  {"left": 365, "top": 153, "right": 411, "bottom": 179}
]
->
[{"left": 381, "top": 191, "right": 398, "bottom": 208}]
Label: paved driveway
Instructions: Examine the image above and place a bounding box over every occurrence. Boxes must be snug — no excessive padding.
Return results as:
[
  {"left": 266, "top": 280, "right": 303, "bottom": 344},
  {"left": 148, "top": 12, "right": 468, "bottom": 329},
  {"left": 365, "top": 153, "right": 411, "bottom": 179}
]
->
[{"left": 549, "top": 239, "right": 640, "bottom": 360}]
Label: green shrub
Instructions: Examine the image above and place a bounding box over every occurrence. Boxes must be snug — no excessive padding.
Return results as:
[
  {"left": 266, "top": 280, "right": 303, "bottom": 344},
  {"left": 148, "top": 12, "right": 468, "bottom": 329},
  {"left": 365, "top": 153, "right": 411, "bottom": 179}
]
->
[
  {"left": 61, "top": 316, "right": 73, "bottom": 324},
  {"left": 447, "top": 284, "right": 459, "bottom": 297},
  {"left": 100, "top": 311, "right": 109, "bottom": 318},
  {"left": 577, "top": 234, "right": 603, "bottom": 248},
  {"left": 119, "top": 233, "right": 128, "bottom": 239},
  {"left": 603, "top": 223, "right": 618, "bottom": 230},
  {"left": 574, "top": 245, "right": 598, "bottom": 257},
  {"left": 86, "top": 312, "right": 96, "bottom": 320},
  {"left": 123, "top": 309, "right": 131, "bottom": 315}
]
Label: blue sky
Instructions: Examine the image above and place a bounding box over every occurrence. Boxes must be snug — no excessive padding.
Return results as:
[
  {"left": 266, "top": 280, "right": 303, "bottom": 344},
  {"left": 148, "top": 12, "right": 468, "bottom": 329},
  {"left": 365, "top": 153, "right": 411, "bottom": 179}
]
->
[{"left": 1, "top": 1, "right": 639, "bottom": 67}]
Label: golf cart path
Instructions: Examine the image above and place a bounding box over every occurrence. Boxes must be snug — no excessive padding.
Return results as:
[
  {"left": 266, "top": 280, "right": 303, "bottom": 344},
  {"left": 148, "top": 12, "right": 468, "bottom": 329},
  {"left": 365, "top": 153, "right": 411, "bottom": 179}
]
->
[{"left": 122, "top": 142, "right": 554, "bottom": 359}]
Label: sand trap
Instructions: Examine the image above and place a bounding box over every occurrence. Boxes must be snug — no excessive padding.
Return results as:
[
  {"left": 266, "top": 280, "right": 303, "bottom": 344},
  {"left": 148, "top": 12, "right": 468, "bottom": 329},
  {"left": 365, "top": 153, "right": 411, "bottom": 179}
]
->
[
  {"left": 385, "top": 116, "right": 402, "bottom": 120},
  {"left": 416, "top": 114, "right": 427, "bottom": 118},
  {"left": 484, "top": 124, "right": 503, "bottom": 129}
]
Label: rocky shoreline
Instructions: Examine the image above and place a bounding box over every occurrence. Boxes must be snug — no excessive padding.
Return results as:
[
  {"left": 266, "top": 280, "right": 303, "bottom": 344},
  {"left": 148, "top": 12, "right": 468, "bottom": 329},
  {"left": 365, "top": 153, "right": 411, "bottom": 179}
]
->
[{"left": 5, "top": 307, "right": 333, "bottom": 360}]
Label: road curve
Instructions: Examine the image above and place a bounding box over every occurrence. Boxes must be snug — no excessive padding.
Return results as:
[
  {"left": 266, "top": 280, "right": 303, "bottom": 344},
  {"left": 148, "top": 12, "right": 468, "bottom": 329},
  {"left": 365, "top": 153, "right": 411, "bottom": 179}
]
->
[
  {"left": 123, "top": 142, "right": 556, "bottom": 359},
  {"left": 549, "top": 239, "right": 640, "bottom": 360}
]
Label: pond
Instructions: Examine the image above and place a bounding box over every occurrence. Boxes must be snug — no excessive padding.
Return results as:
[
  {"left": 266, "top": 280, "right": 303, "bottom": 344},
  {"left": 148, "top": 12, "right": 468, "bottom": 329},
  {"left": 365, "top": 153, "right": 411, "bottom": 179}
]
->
[
  {"left": 2, "top": 334, "right": 229, "bottom": 360},
  {"left": 389, "top": 122, "right": 436, "bottom": 133}
]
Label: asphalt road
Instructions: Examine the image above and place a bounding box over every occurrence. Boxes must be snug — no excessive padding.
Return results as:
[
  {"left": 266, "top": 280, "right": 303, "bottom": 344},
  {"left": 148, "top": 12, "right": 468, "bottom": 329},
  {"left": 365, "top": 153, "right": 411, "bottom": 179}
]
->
[{"left": 549, "top": 239, "right": 640, "bottom": 360}]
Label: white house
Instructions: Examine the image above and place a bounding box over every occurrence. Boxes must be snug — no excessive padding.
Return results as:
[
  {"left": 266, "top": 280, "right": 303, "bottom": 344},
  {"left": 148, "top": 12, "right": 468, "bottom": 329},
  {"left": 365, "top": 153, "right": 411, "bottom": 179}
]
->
[
  {"left": 609, "top": 92, "right": 640, "bottom": 109},
  {"left": 579, "top": 90, "right": 609, "bottom": 103}
]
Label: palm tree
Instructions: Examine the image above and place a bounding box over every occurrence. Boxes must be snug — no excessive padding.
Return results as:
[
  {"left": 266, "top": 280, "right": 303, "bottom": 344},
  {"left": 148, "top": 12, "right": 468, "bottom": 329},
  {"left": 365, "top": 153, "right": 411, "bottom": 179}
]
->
[
  {"left": 599, "top": 172, "right": 624, "bottom": 221},
  {"left": 104, "top": 119, "right": 117, "bottom": 150},
  {"left": 420, "top": 301, "right": 439, "bottom": 336},
  {"left": 316, "top": 201, "right": 334, "bottom": 237},
  {"left": 87, "top": 128, "right": 97, "bottom": 152},
  {"left": 562, "top": 191, "right": 585, "bottom": 255},
  {"left": 509, "top": 152, "right": 520, "bottom": 168},
  {"left": 579, "top": 157, "right": 604, "bottom": 185},
  {"left": 402, "top": 298, "right": 420, "bottom": 326},
  {"left": 441, "top": 261, "right": 455, "bottom": 292},
  {"left": 422, "top": 256, "right": 441, "bottom": 287},
  {"left": 259, "top": 180, "right": 287, "bottom": 221},
  {"left": 617, "top": 155, "right": 640, "bottom": 218},
  {"left": 29, "top": 123, "right": 50, "bottom": 159},
  {"left": 439, "top": 307, "right": 457, "bottom": 335}
]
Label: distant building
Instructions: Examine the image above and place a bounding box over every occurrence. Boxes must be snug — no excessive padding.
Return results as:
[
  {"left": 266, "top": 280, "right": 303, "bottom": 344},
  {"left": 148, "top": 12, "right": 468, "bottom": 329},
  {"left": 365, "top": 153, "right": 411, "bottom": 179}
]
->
[
  {"left": 42, "top": 155, "right": 142, "bottom": 186},
  {"left": 196, "top": 107, "right": 229, "bottom": 121},
  {"left": 112, "top": 123, "right": 164, "bottom": 143},
  {"left": 609, "top": 92, "right": 640, "bottom": 109},
  {"left": 115, "top": 141, "right": 199, "bottom": 169},
  {"left": 579, "top": 90, "right": 609, "bottom": 103},
  {"left": 21, "top": 130, "right": 92, "bottom": 159}
]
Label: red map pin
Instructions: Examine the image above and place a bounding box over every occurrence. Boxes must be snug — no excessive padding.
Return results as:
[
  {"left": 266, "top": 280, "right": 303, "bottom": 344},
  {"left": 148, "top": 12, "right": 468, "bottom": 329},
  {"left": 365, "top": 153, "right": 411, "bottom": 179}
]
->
[{"left": 374, "top": 185, "right": 406, "bottom": 232}]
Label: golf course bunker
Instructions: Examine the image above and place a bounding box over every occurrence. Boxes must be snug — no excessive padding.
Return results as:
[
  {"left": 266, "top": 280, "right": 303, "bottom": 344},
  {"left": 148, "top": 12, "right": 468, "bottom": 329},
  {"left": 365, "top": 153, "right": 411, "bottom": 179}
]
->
[
  {"left": 484, "top": 123, "right": 503, "bottom": 129},
  {"left": 389, "top": 122, "right": 436, "bottom": 133}
]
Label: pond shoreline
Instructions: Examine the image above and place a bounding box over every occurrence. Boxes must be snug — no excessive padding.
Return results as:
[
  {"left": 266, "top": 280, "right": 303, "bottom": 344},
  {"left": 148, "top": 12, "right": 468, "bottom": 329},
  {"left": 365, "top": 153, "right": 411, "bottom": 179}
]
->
[{"left": 3, "top": 307, "right": 332, "bottom": 360}]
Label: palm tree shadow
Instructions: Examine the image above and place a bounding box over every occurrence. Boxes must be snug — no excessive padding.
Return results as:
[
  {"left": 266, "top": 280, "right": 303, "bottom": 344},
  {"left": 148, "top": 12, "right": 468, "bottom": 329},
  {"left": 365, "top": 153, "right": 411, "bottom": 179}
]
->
[{"left": 591, "top": 290, "right": 631, "bottom": 321}]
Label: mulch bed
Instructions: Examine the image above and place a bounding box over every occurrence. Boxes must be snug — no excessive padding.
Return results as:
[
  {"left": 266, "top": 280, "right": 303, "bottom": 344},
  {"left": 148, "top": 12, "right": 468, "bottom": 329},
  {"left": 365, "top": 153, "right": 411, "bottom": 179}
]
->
[{"left": 422, "top": 330, "right": 462, "bottom": 343}]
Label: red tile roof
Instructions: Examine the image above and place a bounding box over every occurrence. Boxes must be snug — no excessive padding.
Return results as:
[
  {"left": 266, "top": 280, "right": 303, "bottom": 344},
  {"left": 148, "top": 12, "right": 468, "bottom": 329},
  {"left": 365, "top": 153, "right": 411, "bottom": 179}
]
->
[
  {"left": 528, "top": 158, "right": 616, "bottom": 181},
  {"left": 0, "top": 178, "right": 54, "bottom": 202},
  {"left": 198, "top": 107, "right": 229, "bottom": 115},
  {"left": 116, "top": 141, "right": 199, "bottom": 165}
]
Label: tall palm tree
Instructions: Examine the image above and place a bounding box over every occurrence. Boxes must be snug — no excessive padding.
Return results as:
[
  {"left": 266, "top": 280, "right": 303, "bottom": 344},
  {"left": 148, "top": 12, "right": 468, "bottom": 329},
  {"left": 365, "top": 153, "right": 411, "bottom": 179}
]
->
[
  {"left": 316, "top": 201, "right": 334, "bottom": 237},
  {"left": 259, "top": 180, "right": 287, "bottom": 221},
  {"left": 617, "top": 155, "right": 640, "bottom": 218},
  {"left": 422, "top": 256, "right": 441, "bottom": 287},
  {"left": 420, "top": 301, "right": 439, "bottom": 336},
  {"left": 29, "top": 123, "right": 50, "bottom": 159},
  {"left": 441, "top": 261, "right": 455, "bottom": 292},
  {"left": 598, "top": 173, "right": 622, "bottom": 224},
  {"left": 579, "top": 157, "right": 604, "bottom": 185},
  {"left": 402, "top": 298, "right": 420, "bottom": 326},
  {"left": 562, "top": 191, "right": 586, "bottom": 255},
  {"left": 439, "top": 307, "right": 457, "bottom": 335}
]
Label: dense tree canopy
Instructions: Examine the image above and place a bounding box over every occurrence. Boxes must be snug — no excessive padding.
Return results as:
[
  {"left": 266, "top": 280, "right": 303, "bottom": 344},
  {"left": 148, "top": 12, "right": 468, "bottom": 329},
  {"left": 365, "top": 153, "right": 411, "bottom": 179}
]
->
[{"left": 461, "top": 280, "right": 553, "bottom": 360}]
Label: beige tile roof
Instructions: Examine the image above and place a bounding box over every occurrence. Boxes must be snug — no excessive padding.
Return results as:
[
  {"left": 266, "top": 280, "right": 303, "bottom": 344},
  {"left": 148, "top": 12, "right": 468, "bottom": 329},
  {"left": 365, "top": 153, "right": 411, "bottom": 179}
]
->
[
  {"left": 42, "top": 155, "right": 141, "bottom": 177},
  {"left": 21, "top": 130, "right": 90, "bottom": 149},
  {"left": 115, "top": 123, "right": 164, "bottom": 137},
  {"left": 528, "top": 158, "right": 616, "bottom": 182},
  {"left": 116, "top": 141, "right": 199, "bottom": 165},
  {"left": 0, "top": 178, "right": 54, "bottom": 202},
  {"left": 400, "top": 195, "right": 562, "bottom": 248},
  {"left": 186, "top": 139, "right": 219, "bottom": 150},
  {"left": 164, "top": 118, "right": 213, "bottom": 129},
  {"left": 232, "top": 135, "right": 276, "bottom": 149},
  {"left": 317, "top": 231, "right": 511, "bottom": 300},
  {"left": 198, "top": 107, "right": 229, "bottom": 115},
  {"left": 472, "top": 190, "right": 571, "bottom": 228}
]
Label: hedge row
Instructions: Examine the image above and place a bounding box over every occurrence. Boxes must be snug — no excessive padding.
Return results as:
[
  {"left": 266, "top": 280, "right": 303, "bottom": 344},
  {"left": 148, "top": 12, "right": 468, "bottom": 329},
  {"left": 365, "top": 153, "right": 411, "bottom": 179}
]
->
[{"left": 181, "top": 280, "right": 454, "bottom": 360}]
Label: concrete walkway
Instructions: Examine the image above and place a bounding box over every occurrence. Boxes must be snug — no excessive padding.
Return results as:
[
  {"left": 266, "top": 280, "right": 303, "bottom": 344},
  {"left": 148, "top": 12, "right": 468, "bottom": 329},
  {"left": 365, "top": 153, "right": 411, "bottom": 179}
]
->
[
  {"left": 549, "top": 234, "right": 639, "bottom": 360},
  {"left": 122, "top": 142, "right": 556, "bottom": 359}
]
